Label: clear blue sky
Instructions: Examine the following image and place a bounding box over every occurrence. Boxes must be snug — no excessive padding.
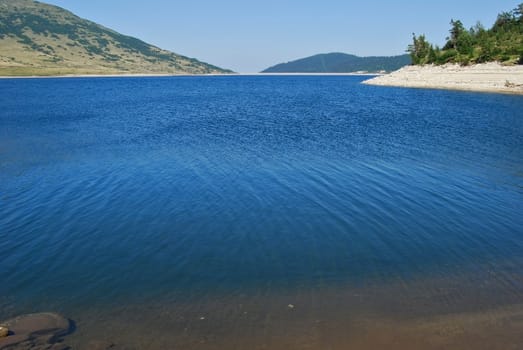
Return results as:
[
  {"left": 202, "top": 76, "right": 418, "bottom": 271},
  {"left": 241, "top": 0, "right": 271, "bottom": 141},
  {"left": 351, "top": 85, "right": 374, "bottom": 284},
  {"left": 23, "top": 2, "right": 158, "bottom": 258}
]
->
[{"left": 43, "top": 0, "right": 520, "bottom": 72}]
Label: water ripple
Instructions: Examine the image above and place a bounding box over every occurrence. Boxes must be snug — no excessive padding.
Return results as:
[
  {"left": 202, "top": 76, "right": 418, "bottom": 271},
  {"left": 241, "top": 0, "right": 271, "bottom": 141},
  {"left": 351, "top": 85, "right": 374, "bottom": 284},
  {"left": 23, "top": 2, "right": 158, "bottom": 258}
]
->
[{"left": 0, "top": 76, "right": 522, "bottom": 311}]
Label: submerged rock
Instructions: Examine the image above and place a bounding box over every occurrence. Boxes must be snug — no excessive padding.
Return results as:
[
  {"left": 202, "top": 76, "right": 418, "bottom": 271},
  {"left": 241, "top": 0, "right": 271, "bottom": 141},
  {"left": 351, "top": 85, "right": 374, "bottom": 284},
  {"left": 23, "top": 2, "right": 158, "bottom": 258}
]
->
[
  {"left": 0, "top": 313, "right": 71, "bottom": 349},
  {"left": 86, "top": 340, "right": 115, "bottom": 350},
  {"left": 0, "top": 327, "right": 8, "bottom": 338}
]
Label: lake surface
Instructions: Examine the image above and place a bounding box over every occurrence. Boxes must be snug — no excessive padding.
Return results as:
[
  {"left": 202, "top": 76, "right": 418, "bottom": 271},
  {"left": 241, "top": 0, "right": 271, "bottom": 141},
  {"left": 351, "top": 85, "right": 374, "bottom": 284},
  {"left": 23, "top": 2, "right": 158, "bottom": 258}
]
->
[{"left": 1, "top": 76, "right": 523, "bottom": 349}]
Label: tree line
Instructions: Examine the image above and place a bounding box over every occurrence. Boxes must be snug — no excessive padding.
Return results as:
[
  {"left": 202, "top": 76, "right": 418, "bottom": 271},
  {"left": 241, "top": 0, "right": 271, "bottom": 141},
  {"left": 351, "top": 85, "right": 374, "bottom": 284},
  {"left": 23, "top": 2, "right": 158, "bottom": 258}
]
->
[{"left": 408, "top": 3, "right": 523, "bottom": 65}]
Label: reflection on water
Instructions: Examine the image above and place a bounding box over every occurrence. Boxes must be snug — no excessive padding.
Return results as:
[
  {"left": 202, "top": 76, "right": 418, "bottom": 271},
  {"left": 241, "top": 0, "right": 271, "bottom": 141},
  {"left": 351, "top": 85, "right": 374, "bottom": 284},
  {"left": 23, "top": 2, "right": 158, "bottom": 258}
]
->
[{"left": 1, "top": 76, "right": 523, "bottom": 348}]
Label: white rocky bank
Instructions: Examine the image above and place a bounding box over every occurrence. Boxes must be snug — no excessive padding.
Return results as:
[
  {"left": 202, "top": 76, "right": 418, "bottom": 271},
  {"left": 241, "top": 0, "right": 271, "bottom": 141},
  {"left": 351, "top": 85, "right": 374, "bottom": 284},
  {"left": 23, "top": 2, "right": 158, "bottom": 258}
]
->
[{"left": 363, "top": 62, "right": 523, "bottom": 94}]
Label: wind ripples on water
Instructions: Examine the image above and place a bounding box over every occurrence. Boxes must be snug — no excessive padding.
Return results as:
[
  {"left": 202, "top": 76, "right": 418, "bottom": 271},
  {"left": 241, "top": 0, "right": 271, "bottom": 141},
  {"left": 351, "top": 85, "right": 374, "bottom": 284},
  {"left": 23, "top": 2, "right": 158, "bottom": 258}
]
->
[{"left": 1, "top": 75, "right": 522, "bottom": 314}]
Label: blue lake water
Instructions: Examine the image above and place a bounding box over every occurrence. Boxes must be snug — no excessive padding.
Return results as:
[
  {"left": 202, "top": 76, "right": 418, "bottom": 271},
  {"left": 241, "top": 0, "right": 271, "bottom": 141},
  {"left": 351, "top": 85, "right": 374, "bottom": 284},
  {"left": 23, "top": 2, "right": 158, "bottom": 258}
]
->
[{"left": 1, "top": 75, "right": 523, "bottom": 349}]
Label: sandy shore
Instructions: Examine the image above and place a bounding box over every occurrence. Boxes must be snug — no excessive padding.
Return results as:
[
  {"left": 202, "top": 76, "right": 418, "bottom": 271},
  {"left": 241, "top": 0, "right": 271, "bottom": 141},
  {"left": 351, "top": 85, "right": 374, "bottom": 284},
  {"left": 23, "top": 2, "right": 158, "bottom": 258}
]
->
[
  {"left": 363, "top": 62, "right": 523, "bottom": 95},
  {"left": 63, "top": 272, "right": 523, "bottom": 350}
]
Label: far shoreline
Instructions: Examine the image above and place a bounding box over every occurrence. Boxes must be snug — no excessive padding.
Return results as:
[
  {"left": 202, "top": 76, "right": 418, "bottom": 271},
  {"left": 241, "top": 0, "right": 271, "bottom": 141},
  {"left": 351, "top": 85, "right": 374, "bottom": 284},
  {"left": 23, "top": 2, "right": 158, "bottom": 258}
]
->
[
  {"left": 4, "top": 65, "right": 522, "bottom": 96},
  {"left": 0, "top": 72, "right": 381, "bottom": 79}
]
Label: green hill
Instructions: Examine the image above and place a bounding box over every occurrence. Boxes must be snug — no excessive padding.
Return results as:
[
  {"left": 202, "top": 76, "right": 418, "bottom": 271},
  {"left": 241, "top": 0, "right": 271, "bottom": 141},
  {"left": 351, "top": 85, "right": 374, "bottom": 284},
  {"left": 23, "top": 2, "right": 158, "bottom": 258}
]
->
[
  {"left": 409, "top": 3, "right": 523, "bottom": 65},
  {"left": 0, "top": 0, "right": 232, "bottom": 76},
  {"left": 262, "top": 53, "right": 411, "bottom": 73}
]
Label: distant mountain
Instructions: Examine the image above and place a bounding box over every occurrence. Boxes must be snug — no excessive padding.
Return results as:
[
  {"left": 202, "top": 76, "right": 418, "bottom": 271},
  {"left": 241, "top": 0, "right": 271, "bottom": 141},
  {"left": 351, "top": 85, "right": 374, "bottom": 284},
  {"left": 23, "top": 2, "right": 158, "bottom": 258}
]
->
[
  {"left": 262, "top": 53, "right": 411, "bottom": 73},
  {"left": 0, "top": 0, "right": 232, "bottom": 76}
]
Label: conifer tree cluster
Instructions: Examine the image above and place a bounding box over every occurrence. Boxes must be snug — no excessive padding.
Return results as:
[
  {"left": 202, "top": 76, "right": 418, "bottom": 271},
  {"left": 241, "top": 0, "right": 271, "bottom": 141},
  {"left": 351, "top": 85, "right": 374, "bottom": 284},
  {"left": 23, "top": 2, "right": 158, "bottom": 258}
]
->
[{"left": 408, "top": 3, "right": 523, "bottom": 65}]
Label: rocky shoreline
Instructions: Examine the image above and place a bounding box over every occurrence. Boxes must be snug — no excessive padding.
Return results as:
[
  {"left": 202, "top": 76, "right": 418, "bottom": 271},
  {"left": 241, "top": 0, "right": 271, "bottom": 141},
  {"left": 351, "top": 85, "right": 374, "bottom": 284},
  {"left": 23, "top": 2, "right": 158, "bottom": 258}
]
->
[
  {"left": 0, "top": 313, "right": 118, "bottom": 350},
  {"left": 0, "top": 313, "right": 72, "bottom": 349},
  {"left": 363, "top": 62, "right": 523, "bottom": 95}
]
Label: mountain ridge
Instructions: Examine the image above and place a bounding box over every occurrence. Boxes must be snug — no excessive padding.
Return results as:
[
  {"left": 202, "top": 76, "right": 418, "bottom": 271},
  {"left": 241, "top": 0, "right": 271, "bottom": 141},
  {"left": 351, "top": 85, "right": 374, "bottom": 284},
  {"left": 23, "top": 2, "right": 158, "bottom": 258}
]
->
[
  {"left": 0, "top": 0, "right": 232, "bottom": 76},
  {"left": 262, "top": 52, "right": 411, "bottom": 73}
]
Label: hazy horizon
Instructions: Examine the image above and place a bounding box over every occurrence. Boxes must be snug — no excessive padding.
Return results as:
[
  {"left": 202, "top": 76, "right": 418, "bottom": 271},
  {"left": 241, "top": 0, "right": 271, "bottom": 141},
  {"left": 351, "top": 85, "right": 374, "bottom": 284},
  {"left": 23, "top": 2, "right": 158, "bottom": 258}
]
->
[{"left": 24, "top": 0, "right": 523, "bottom": 72}]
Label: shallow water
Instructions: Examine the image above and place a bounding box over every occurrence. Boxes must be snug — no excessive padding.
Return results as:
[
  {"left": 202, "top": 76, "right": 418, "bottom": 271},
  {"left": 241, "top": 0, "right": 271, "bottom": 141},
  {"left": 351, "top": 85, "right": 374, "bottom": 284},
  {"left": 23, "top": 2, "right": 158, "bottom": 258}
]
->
[{"left": 1, "top": 76, "right": 523, "bottom": 348}]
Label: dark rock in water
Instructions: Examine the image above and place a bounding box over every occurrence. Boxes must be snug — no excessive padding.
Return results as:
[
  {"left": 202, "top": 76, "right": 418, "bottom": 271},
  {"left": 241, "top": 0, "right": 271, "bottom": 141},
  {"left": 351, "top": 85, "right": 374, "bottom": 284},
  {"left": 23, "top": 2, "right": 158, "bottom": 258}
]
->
[{"left": 0, "top": 313, "right": 72, "bottom": 350}]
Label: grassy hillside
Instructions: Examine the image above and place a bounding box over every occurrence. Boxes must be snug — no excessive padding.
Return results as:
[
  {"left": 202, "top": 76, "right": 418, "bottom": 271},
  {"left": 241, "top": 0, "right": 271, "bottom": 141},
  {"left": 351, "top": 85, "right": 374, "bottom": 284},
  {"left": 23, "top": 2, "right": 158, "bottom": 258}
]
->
[
  {"left": 0, "top": 0, "right": 232, "bottom": 76},
  {"left": 409, "top": 3, "right": 523, "bottom": 65},
  {"left": 262, "top": 53, "right": 411, "bottom": 73}
]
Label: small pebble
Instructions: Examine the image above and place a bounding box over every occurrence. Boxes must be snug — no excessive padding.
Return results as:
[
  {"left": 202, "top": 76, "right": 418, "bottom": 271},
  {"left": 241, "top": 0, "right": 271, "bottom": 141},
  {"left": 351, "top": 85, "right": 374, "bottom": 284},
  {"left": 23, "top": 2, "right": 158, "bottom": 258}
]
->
[
  {"left": 0, "top": 326, "right": 8, "bottom": 337},
  {"left": 288, "top": 304, "right": 295, "bottom": 309}
]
